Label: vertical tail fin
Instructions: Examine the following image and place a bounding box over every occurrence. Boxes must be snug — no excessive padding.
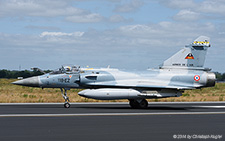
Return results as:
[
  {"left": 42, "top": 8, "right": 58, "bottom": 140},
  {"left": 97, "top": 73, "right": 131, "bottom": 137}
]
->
[{"left": 161, "top": 36, "right": 210, "bottom": 70}]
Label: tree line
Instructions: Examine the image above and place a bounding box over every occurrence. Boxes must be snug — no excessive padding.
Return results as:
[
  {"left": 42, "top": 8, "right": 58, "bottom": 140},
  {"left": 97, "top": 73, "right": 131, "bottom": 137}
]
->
[
  {"left": 0, "top": 69, "right": 225, "bottom": 81},
  {"left": 215, "top": 72, "right": 225, "bottom": 81},
  {"left": 0, "top": 69, "right": 50, "bottom": 79}
]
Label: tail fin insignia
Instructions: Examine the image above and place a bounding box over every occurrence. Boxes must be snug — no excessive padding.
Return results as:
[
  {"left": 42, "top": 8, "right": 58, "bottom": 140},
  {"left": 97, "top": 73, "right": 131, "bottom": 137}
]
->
[{"left": 185, "top": 53, "right": 194, "bottom": 59}]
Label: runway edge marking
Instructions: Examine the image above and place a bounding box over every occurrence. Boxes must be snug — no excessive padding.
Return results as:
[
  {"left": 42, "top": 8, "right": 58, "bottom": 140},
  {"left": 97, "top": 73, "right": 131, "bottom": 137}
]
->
[
  {"left": 1, "top": 112, "right": 225, "bottom": 117},
  {"left": 1, "top": 101, "right": 225, "bottom": 105},
  {"left": 195, "top": 106, "right": 225, "bottom": 108}
]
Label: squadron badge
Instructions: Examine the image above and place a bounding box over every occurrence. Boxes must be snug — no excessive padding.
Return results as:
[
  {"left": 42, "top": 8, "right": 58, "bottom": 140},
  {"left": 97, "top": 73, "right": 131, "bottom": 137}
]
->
[{"left": 185, "top": 53, "right": 194, "bottom": 59}]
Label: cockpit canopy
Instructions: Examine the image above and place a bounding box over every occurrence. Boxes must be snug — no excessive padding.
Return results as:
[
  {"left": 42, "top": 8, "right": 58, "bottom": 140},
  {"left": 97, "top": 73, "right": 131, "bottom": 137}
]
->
[{"left": 50, "top": 65, "right": 80, "bottom": 74}]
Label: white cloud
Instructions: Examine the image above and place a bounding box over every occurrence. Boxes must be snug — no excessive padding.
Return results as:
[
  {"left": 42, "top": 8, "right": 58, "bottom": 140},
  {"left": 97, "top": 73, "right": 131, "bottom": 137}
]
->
[
  {"left": 0, "top": 0, "right": 140, "bottom": 24},
  {"left": 65, "top": 13, "right": 104, "bottom": 23},
  {"left": 109, "top": 15, "right": 130, "bottom": 23},
  {"left": 114, "top": 0, "right": 144, "bottom": 13},
  {"left": 118, "top": 22, "right": 212, "bottom": 39},
  {"left": 40, "top": 32, "right": 84, "bottom": 37},
  {"left": 119, "top": 24, "right": 160, "bottom": 37},
  {"left": 162, "top": 0, "right": 225, "bottom": 21},
  {"left": 0, "top": 0, "right": 83, "bottom": 17},
  {"left": 173, "top": 10, "right": 200, "bottom": 21},
  {"left": 38, "top": 31, "right": 85, "bottom": 44},
  {"left": 117, "top": 22, "right": 216, "bottom": 49},
  {"left": 161, "top": 0, "right": 195, "bottom": 9},
  {"left": 25, "top": 25, "right": 60, "bottom": 31},
  {"left": 198, "top": 0, "right": 225, "bottom": 15},
  {"left": 0, "top": 0, "right": 105, "bottom": 23},
  {"left": 2, "top": 22, "right": 216, "bottom": 49}
]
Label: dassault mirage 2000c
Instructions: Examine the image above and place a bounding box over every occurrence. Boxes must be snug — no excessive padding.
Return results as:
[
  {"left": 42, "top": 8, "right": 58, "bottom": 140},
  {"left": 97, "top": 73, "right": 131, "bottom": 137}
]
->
[{"left": 12, "top": 36, "right": 216, "bottom": 108}]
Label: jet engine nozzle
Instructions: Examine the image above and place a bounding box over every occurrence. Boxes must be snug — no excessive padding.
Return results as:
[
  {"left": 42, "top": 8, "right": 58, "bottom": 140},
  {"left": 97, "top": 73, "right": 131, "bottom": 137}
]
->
[{"left": 206, "top": 72, "right": 216, "bottom": 87}]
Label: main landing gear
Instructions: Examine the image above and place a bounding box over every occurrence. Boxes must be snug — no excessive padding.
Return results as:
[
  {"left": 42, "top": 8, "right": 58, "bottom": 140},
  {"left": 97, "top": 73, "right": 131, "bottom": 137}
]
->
[
  {"left": 129, "top": 99, "right": 148, "bottom": 109},
  {"left": 61, "top": 88, "right": 70, "bottom": 108}
]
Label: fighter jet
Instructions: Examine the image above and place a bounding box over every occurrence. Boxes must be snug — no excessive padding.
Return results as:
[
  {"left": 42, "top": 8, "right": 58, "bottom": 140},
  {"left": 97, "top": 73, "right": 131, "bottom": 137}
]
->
[{"left": 12, "top": 36, "right": 216, "bottom": 108}]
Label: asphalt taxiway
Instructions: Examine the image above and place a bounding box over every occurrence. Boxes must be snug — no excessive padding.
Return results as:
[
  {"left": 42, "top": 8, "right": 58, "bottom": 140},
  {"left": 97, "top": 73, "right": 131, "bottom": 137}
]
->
[{"left": 0, "top": 102, "right": 224, "bottom": 141}]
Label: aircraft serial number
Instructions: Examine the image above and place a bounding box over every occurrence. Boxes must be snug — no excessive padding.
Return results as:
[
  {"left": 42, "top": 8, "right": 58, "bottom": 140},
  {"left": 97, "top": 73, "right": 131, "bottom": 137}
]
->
[
  {"left": 58, "top": 78, "right": 70, "bottom": 83},
  {"left": 172, "top": 64, "right": 194, "bottom": 66}
]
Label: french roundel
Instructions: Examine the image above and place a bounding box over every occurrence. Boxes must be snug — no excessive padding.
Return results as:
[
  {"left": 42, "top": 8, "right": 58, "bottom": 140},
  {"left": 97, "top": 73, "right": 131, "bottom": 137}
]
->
[{"left": 194, "top": 75, "right": 200, "bottom": 81}]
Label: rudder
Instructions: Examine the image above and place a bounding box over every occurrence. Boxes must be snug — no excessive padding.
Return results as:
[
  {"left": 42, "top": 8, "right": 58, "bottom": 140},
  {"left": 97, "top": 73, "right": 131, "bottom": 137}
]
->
[{"left": 161, "top": 36, "right": 210, "bottom": 69}]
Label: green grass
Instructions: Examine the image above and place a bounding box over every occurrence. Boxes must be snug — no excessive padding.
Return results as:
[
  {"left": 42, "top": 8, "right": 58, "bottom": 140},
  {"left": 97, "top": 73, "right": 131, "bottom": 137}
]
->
[{"left": 0, "top": 79, "right": 225, "bottom": 103}]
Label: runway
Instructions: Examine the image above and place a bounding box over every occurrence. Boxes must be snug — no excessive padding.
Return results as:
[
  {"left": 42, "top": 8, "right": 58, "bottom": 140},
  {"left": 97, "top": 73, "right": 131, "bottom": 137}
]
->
[{"left": 0, "top": 102, "right": 224, "bottom": 140}]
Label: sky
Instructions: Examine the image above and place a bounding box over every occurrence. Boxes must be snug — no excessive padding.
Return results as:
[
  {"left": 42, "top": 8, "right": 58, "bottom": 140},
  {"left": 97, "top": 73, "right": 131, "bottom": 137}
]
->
[{"left": 0, "top": 0, "right": 225, "bottom": 72}]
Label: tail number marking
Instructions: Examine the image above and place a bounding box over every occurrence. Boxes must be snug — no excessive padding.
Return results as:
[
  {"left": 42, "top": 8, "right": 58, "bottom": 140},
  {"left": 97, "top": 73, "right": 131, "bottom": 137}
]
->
[{"left": 58, "top": 78, "right": 70, "bottom": 83}]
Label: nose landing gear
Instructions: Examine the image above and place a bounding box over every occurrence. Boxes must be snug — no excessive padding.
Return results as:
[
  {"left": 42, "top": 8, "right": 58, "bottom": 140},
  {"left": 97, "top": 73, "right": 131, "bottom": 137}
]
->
[
  {"left": 61, "top": 88, "right": 71, "bottom": 108},
  {"left": 64, "top": 102, "right": 70, "bottom": 108}
]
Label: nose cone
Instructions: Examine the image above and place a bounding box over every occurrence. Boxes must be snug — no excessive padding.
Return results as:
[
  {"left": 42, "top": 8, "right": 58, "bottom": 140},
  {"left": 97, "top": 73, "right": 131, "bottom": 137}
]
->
[{"left": 12, "top": 76, "right": 40, "bottom": 87}]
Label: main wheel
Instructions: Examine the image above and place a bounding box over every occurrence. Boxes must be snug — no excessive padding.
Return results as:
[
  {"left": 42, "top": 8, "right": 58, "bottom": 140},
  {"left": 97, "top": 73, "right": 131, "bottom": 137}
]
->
[
  {"left": 139, "top": 99, "right": 148, "bottom": 109},
  {"left": 129, "top": 99, "right": 139, "bottom": 108},
  {"left": 64, "top": 102, "right": 70, "bottom": 108},
  {"left": 129, "top": 99, "right": 148, "bottom": 109}
]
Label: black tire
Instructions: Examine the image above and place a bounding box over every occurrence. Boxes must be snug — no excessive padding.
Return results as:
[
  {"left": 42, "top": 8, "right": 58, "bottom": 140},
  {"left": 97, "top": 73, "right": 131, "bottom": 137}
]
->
[
  {"left": 64, "top": 102, "right": 70, "bottom": 108},
  {"left": 129, "top": 99, "right": 139, "bottom": 109},
  {"left": 139, "top": 99, "right": 148, "bottom": 109}
]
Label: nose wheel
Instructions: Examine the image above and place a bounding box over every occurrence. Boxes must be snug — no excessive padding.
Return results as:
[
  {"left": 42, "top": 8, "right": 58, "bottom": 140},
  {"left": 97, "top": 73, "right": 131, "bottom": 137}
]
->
[
  {"left": 64, "top": 102, "right": 70, "bottom": 108},
  {"left": 61, "top": 88, "right": 71, "bottom": 108}
]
